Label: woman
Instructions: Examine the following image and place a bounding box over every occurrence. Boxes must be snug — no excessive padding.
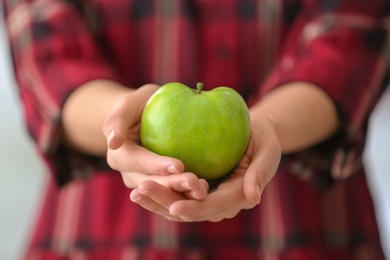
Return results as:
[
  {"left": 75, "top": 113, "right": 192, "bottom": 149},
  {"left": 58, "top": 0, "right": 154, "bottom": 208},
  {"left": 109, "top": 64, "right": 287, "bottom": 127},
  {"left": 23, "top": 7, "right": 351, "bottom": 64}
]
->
[{"left": 3, "top": 0, "right": 389, "bottom": 259}]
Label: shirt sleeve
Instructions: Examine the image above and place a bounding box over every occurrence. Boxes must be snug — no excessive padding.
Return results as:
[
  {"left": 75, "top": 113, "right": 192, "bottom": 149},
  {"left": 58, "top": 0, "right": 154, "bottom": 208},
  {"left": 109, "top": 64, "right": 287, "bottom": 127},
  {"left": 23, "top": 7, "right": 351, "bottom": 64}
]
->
[
  {"left": 260, "top": 1, "right": 389, "bottom": 187},
  {"left": 3, "top": 0, "right": 121, "bottom": 186}
]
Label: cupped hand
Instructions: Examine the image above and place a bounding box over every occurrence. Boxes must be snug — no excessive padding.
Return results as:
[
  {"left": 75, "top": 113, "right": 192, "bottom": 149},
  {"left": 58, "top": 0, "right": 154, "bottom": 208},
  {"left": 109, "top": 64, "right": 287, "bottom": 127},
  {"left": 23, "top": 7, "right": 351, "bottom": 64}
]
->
[
  {"left": 130, "top": 114, "right": 282, "bottom": 222},
  {"left": 102, "top": 83, "right": 209, "bottom": 199}
]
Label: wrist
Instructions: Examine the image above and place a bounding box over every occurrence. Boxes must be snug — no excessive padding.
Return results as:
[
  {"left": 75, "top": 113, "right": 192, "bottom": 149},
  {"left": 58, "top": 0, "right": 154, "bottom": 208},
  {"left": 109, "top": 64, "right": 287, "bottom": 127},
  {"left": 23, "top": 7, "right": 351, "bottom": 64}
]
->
[{"left": 250, "top": 82, "right": 339, "bottom": 154}]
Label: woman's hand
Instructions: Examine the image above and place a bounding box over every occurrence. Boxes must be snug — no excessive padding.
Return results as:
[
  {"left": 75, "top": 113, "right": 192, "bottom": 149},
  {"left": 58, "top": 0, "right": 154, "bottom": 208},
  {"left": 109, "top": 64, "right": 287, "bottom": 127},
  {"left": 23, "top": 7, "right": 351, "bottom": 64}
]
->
[
  {"left": 121, "top": 82, "right": 340, "bottom": 222},
  {"left": 130, "top": 113, "right": 281, "bottom": 222},
  {"left": 102, "top": 83, "right": 209, "bottom": 200}
]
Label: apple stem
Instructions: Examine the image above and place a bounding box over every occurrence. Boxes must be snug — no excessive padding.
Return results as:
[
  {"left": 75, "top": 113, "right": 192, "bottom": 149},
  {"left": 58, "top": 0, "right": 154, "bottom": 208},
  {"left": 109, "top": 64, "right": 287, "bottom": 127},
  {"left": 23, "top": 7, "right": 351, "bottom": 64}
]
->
[{"left": 196, "top": 82, "right": 204, "bottom": 94}]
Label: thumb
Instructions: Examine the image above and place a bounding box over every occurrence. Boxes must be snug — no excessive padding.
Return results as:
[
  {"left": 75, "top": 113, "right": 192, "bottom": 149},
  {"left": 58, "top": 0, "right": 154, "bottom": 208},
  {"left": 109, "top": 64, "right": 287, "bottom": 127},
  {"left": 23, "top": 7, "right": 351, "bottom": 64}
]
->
[
  {"left": 243, "top": 164, "right": 264, "bottom": 205},
  {"left": 242, "top": 149, "right": 281, "bottom": 205},
  {"left": 102, "top": 83, "right": 159, "bottom": 150},
  {"left": 104, "top": 118, "right": 128, "bottom": 150}
]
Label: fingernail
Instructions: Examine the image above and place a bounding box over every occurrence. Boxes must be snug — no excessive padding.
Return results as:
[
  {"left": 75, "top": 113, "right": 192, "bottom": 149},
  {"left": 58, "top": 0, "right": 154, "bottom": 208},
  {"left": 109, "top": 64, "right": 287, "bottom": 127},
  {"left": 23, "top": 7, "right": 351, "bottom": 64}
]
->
[
  {"left": 130, "top": 190, "right": 140, "bottom": 202},
  {"left": 167, "top": 165, "right": 180, "bottom": 174},
  {"left": 182, "top": 181, "right": 193, "bottom": 190},
  {"left": 191, "top": 190, "right": 206, "bottom": 200},
  {"left": 107, "top": 130, "right": 117, "bottom": 144}
]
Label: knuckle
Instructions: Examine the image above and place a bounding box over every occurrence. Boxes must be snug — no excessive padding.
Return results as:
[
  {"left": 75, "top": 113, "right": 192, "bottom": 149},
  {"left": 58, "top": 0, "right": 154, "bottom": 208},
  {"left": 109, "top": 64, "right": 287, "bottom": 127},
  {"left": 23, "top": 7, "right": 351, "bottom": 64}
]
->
[
  {"left": 226, "top": 210, "right": 240, "bottom": 220},
  {"left": 180, "top": 172, "right": 197, "bottom": 183},
  {"left": 133, "top": 158, "right": 148, "bottom": 174},
  {"left": 209, "top": 218, "right": 221, "bottom": 223},
  {"left": 121, "top": 174, "right": 137, "bottom": 189}
]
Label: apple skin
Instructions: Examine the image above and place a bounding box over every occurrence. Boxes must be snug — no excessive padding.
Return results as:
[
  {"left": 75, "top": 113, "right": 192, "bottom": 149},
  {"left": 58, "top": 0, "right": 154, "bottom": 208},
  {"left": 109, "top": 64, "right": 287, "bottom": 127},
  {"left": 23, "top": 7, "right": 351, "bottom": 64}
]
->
[{"left": 140, "top": 82, "right": 251, "bottom": 180}]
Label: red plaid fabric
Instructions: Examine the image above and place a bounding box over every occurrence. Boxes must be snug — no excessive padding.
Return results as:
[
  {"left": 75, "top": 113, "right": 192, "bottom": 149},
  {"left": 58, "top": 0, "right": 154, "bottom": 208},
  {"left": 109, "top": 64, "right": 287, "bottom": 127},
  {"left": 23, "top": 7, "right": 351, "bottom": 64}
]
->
[{"left": 2, "top": 0, "right": 389, "bottom": 259}]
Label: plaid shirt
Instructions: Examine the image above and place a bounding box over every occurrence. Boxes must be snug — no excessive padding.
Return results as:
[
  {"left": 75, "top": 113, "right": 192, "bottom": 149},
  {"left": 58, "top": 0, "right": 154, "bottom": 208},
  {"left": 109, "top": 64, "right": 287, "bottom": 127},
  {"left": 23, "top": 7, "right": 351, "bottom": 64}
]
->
[{"left": 3, "top": 0, "right": 390, "bottom": 259}]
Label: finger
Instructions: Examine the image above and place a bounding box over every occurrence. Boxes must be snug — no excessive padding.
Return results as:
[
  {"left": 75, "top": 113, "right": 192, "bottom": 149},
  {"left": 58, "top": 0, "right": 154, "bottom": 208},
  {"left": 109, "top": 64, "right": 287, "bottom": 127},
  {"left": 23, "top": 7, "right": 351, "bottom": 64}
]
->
[
  {"left": 138, "top": 181, "right": 187, "bottom": 209},
  {"left": 242, "top": 165, "right": 264, "bottom": 205},
  {"left": 136, "top": 173, "right": 204, "bottom": 193},
  {"left": 169, "top": 186, "right": 253, "bottom": 222},
  {"left": 102, "top": 84, "right": 159, "bottom": 150},
  {"left": 150, "top": 173, "right": 209, "bottom": 200},
  {"left": 243, "top": 136, "right": 281, "bottom": 205},
  {"left": 106, "top": 120, "right": 128, "bottom": 150},
  {"left": 164, "top": 172, "right": 209, "bottom": 198},
  {"left": 103, "top": 99, "right": 135, "bottom": 150},
  {"left": 183, "top": 178, "right": 209, "bottom": 200},
  {"left": 107, "top": 141, "right": 185, "bottom": 175},
  {"left": 121, "top": 171, "right": 203, "bottom": 190},
  {"left": 130, "top": 188, "right": 183, "bottom": 222}
]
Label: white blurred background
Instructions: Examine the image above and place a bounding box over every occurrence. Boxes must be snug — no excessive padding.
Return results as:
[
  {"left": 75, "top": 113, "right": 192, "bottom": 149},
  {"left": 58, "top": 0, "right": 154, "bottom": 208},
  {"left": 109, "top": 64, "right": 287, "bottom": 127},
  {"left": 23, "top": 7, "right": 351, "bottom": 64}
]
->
[
  {"left": 1, "top": 9, "right": 390, "bottom": 260},
  {"left": 0, "top": 8, "right": 48, "bottom": 260}
]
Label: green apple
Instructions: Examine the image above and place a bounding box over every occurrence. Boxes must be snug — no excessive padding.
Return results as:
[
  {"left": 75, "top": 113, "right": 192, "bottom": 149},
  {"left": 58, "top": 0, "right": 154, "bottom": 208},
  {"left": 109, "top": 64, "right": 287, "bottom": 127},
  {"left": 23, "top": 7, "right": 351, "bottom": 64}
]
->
[{"left": 140, "top": 82, "right": 251, "bottom": 180}]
